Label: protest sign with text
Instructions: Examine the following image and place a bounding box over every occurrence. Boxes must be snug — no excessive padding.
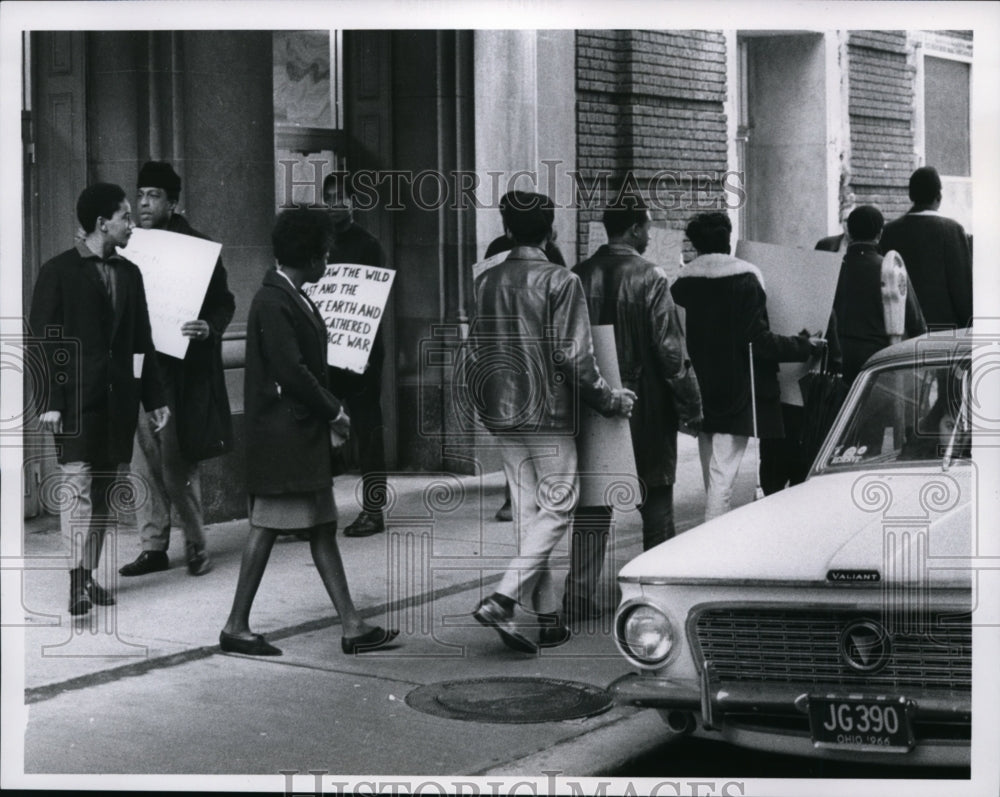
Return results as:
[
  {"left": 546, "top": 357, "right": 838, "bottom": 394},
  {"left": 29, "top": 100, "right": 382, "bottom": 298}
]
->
[
  {"left": 302, "top": 262, "right": 396, "bottom": 373},
  {"left": 117, "top": 228, "right": 221, "bottom": 359}
]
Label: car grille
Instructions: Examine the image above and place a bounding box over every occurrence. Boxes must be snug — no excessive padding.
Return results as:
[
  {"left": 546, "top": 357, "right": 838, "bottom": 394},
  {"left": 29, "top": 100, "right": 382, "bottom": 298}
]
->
[{"left": 692, "top": 607, "right": 971, "bottom": 693}]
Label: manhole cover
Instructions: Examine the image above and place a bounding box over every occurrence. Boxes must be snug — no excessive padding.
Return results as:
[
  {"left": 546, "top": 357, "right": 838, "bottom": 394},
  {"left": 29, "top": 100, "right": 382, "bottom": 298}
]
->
[{"left": 405, "top": 677, "right": 613, "bottom": 723}]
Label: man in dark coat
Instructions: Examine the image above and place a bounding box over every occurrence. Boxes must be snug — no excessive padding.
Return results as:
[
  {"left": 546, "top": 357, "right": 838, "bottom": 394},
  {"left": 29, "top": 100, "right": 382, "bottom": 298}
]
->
[
  {"left": 565, "top": 198, "right": 694, "bottom": 620},
  {"left": 671, "top": 212, "right": 822, "bottom": 522},
  {"left": 878, "top": 166, "right": 972, "bottom": 329},
  {"left": 30, "top": 183, "right": 169, "bottom": 615},
  {"left": 322, "top": 173, "right": 393, "bottom": 538},
  {"left": 120, "top": 162, "right": 235, "bottom": 578},
  {"left": 833, "top": 205, "right": 926, "bottom": 386}
]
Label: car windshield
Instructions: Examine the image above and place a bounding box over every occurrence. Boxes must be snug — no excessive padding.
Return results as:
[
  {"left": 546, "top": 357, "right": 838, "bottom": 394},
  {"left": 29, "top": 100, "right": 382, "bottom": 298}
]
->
[{"left": 822, "top": 358, "right": 971, "bottom": 471}]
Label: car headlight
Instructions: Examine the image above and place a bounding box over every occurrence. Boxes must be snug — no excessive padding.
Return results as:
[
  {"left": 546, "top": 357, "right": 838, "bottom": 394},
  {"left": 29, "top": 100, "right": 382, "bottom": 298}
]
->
[{"left": 616, "top": 603, "right": 675, "bottom": 667}]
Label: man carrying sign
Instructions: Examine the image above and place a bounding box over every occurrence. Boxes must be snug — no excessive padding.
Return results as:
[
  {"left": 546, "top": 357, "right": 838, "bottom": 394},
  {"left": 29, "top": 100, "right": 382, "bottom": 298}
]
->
[
  {"left": 120, "top": 162, "right": 235, "bottom": 578},
  {"left": 322, "top": 173, "right": 394, "bottom": 538},
  {"left": 467, "top": 192, "right": 636, "bottom": 652}
]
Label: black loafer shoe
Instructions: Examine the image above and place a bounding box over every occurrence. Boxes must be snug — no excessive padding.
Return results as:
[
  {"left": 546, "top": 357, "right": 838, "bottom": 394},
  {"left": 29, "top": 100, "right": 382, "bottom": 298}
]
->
[
  {"left": 186, "top": 544, "right": 213, "bottom": 576},
  {"left": 341, "top": 626, "right": 399, "bottom": 654},
  {"left": 343, "top": 511, "right": 385, "bottom": 537},
  {"left": 85, "top": 577, "right": 115, "bottom": 606},
  {"left": 473, "top": 596, "right": 538, "bottom": 653},
  {"left": 119, "top": 550, "right": 169, "bottom": 577},
  {"left": 68, "top": 569, "right": 92, "bottom": 616},
  {"left": 219, "top": 631, "right": 282, "bottom": 656},
  {"left": 539, "top": 622, "right": 571, "bottom": 648},
  {"left": 535, "top": 612, "right": 571, "bottom": 648}
]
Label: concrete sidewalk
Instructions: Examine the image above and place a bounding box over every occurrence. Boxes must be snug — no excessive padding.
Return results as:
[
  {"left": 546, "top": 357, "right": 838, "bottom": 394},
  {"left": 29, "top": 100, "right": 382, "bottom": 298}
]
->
[{"left": 13, "top": 435, "right": 761, "bottom": 778}]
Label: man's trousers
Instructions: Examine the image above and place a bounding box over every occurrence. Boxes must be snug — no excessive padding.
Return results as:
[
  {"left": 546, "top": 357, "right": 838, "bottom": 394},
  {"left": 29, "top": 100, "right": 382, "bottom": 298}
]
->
[{"left": 496, "top": 433, "right": 578, "bottom": 616}]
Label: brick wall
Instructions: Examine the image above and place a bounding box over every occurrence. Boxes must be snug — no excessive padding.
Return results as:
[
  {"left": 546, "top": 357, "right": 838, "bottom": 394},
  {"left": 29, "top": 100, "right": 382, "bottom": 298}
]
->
[
  {"left": 576, "top": 30, "right": 730, "bottom": 260},
  {"left": 846, "top": 31, "right": 916, "bottom": 219}
]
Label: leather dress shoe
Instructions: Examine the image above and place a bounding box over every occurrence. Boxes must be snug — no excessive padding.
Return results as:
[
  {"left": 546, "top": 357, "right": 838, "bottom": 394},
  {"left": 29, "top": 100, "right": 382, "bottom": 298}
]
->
[
  {"left": 219, "top": 631, "right": 282, "bottom": 656},
  {"left": 343, "top": 511, "right": 385, "bottom": 537},
  {"left": 186, "top": 544, "right": 213, "bottom": 576},
  {"left": 537, "top": 614, "right": 571, "bottom": 648},
  {"left": 341, "top": 626, "right": 399, "bottom": 654},
  {"left": 473, "top": 595, "right": 537, "bottom": 653},
  {"left": 85, "top": 576, "right": 115, "bottom": 606},
  {"left": 494, "top": 500, "right": 513, "bottom": 522},
  {"left": 68, "top": 568, "right": 92, "bottom": 616},
  {"left": 119, "top": 550, "right": 169, "bottom": 577}
]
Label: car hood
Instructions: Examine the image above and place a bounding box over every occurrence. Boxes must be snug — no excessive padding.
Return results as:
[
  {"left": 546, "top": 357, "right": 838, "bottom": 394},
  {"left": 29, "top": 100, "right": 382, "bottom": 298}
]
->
[{"left": 620, "top": 466, "right": 973, "bottom": 587}]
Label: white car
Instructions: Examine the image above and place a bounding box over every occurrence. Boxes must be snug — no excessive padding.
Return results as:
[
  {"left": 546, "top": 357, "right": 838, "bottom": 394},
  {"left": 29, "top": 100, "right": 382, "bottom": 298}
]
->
[{"left": 609, "top": 330, "right": 976, "bottom": 767}]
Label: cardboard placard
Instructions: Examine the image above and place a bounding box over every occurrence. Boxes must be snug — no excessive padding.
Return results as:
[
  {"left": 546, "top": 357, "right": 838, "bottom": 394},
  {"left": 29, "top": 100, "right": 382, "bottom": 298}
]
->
[
  {"left": 117, "top": 228, "right": 221, "bottom": 360},
  {"left": 734, "top": 240, "right": 842, "bottom": 406},
  {"left": 576, "top": 325, "right": 640, "bottom": 508},
  {"left": 302, "top": 263, "right": 396, "bottom": 373}
]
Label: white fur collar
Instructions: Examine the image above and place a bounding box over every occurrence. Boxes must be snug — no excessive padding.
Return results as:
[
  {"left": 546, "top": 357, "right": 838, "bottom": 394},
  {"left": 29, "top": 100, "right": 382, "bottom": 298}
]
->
[{"left": 680, "top": 253, "right": 765, "bottom": 290}]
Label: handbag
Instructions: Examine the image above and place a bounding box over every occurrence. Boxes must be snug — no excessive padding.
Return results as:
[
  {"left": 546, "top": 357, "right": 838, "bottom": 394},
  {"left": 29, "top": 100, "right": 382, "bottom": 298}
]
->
[{"left": 798, "top": 348, "right": 849, "bottom": 472}]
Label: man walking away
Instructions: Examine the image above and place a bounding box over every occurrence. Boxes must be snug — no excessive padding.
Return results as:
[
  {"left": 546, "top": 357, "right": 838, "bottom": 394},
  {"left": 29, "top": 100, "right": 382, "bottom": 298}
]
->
[
  {"left": 566, "top": 197, "right": 694, "bottom": 621},
  {"left": 467, "top": 192, "right": 636, "bottom": 652},
  {"left": 878, "top": 166, "right": 972, "bottom": 330}
]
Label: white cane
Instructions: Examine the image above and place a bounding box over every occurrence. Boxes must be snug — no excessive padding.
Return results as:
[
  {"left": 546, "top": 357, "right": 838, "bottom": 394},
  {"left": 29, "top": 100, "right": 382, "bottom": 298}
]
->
[{"left": 749, "top": 342, "right": 764, "bottom": 501}]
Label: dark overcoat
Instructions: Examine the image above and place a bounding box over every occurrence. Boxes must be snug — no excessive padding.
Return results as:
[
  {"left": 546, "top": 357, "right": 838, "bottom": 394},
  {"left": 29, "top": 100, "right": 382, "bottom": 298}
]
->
[
  {"left": 573, "top": 244, "right": 686, "bottom": 486},
  {"left": 831, "top": 242, "right": 927, "bottom": 385},
  {"left": 162, "top": 214, "right": 236, "bottom": 462},
  {"left": 878, "top": 210, "right": 973, "bottom": 329},
  {"left": 244, "top": 269, "right": 343, "bottom": 495},
  {"left": 671, "top": 253, "right": 813, "bottom": 439},
  {"left": 29, "top": 242, "right": 165, "bottom": 466}
]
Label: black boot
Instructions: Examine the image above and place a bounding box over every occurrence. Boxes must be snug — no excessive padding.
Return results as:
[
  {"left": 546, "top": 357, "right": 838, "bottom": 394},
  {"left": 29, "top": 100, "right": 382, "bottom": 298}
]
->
[{"left": 68, "top": 567, "right": 92, "bottom": 616}]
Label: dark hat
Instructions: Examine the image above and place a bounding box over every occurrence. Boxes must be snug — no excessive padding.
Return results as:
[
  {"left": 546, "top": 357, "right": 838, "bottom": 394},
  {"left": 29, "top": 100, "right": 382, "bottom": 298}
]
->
[
  {"left": 137, "top": 161, "right": 182, "bottom": 197},
  {"left": 846, "top": 204, "right": 884, "bottom": 241}
]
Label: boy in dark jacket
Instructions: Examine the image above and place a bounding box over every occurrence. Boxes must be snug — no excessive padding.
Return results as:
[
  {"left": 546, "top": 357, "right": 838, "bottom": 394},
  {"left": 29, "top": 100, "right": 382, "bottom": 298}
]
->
[{"left": 672, "top": 212, "right": 823, "bottom": 521}]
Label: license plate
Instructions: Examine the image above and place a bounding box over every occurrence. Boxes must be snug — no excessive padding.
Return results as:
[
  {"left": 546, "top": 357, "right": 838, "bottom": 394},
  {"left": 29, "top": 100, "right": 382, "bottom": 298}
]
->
[{"left": 807, "top": 696, "right": 914, "bottom": 752}]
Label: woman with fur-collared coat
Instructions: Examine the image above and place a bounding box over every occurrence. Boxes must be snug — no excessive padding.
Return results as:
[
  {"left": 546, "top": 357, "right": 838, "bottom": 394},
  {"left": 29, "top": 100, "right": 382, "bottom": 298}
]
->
[{"left": 671, "top": 212, "right": 823, "bottom": 522}]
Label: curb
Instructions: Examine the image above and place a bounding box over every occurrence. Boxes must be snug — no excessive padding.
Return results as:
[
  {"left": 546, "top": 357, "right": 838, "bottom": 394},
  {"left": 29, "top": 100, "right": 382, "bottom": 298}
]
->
[{"left": 474, "top": 708, "right": 677, "bottom": 777}]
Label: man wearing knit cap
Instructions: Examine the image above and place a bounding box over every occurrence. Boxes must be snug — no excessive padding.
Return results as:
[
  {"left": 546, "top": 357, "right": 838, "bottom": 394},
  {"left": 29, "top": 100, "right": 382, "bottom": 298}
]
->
[{"left": 119, "top": 161, "right": 235, "bottom": 577}]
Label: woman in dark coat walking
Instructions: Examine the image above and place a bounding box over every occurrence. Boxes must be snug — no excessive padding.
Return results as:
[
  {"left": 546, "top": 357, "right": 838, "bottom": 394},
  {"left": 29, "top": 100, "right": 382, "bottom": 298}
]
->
[
  {"left": 220, "top": 209, "right": 397, "bottom": 656},
  {"left": 671, "top": 212, "right": 823, "bottom": 521}
]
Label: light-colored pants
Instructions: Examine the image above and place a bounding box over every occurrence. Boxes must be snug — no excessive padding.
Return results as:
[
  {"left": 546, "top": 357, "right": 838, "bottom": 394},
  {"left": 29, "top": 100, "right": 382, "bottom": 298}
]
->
[
  {"left": 131, "top": 405, "right": 204, "bottom": 553},
  {"left": 496, "top": 433, "right": 579, "bottom": 615},
  {"left": 698, "top": 432, "right": 749, "bottom": 522},
  {"left": 57, "top": 462, "right": 128, "bottom": 570}
]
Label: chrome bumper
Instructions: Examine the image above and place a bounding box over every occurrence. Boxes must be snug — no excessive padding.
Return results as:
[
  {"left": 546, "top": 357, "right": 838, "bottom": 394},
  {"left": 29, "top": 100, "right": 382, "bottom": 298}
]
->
[{"left": 608, "top": 672, "right": 971, "bottom": 722}]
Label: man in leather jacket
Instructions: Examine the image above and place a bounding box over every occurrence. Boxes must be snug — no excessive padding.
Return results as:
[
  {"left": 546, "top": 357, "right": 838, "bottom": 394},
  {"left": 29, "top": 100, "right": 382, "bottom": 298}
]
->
[
  {"left": 467, "top": 192, "right": 636, "bottom": 652},
  {"left": 566, "top": 198, "right": 696, "bottom": 621}
]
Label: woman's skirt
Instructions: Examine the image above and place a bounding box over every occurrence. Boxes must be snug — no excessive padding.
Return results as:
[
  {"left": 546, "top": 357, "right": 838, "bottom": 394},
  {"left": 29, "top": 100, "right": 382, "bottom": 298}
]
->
[{"left": 248, "top": 487, "right": 337, "bottom": 531}]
